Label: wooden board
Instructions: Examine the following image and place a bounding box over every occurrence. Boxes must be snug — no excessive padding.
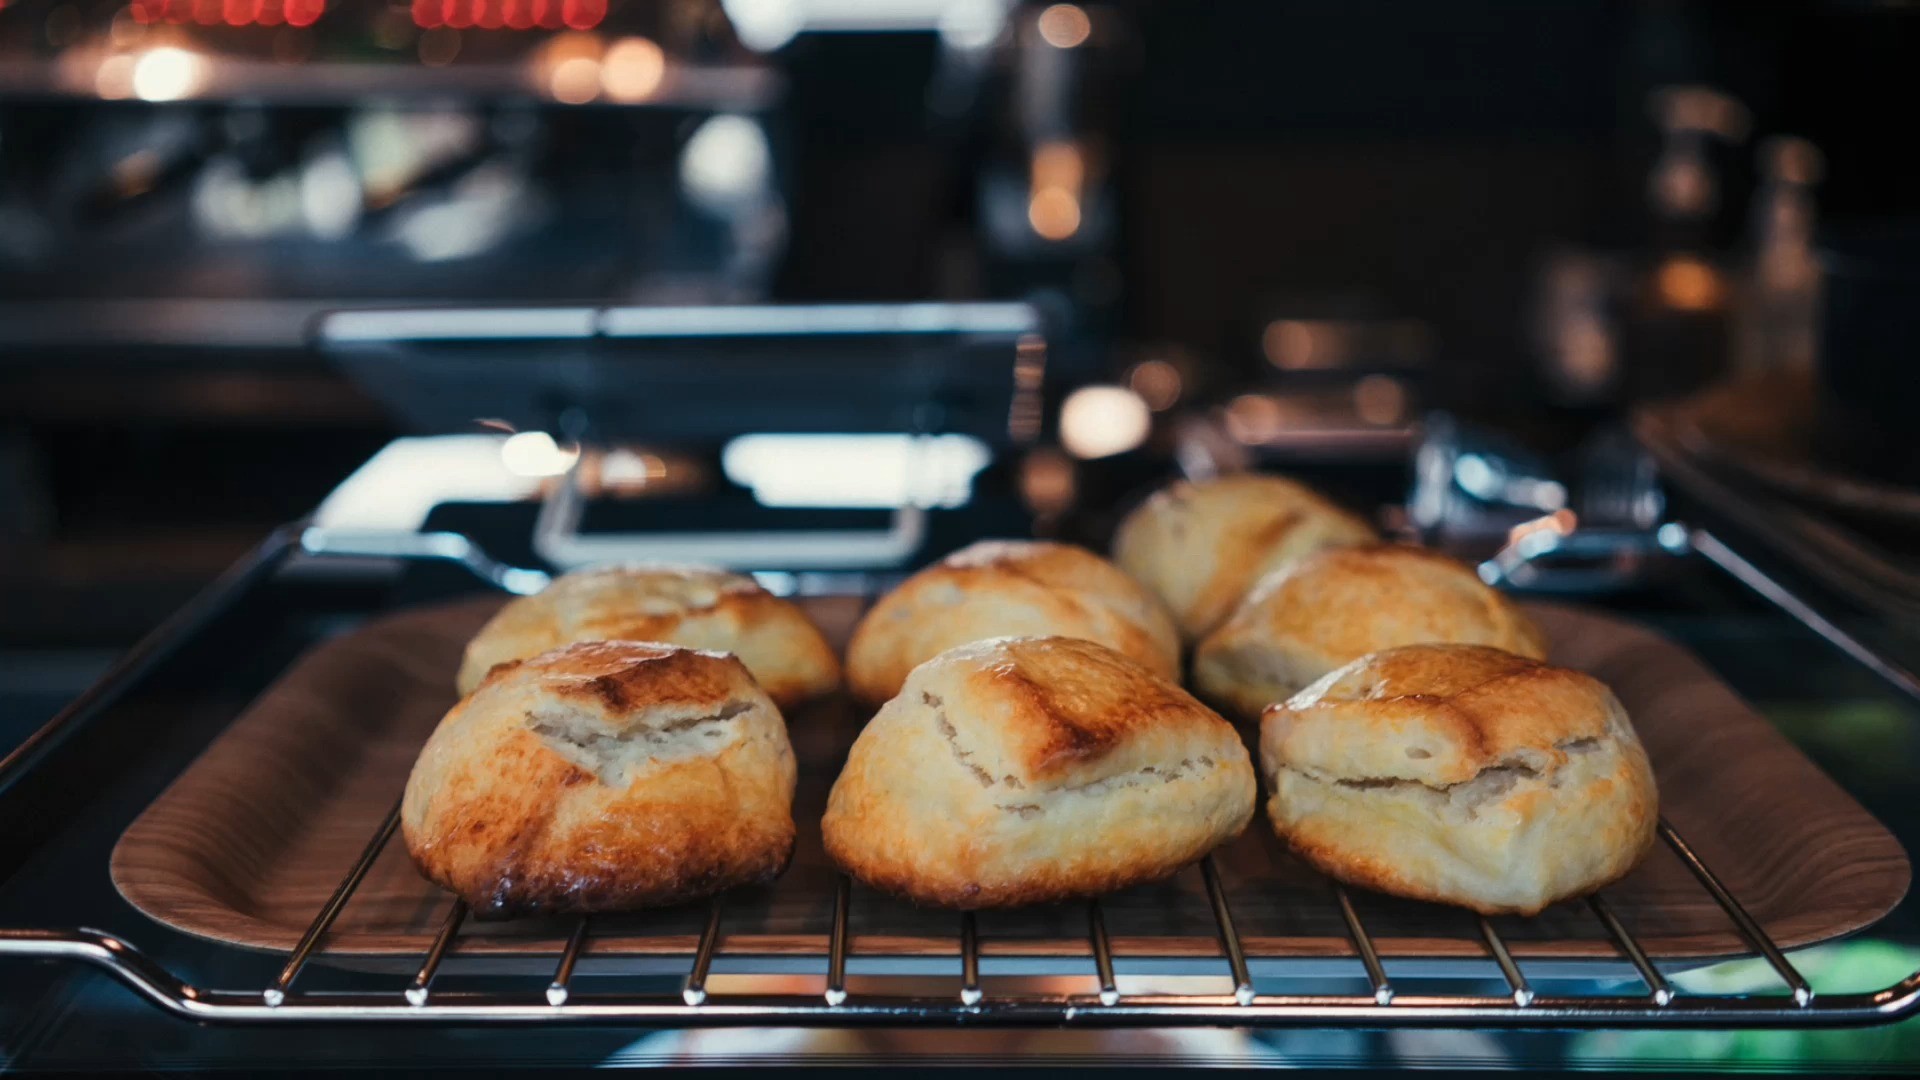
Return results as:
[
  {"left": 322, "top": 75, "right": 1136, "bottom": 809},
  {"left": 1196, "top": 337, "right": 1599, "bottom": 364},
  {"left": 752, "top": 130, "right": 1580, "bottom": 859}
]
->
[{"left": 110, "top": 596, "right": 1909, "bottom": 971}]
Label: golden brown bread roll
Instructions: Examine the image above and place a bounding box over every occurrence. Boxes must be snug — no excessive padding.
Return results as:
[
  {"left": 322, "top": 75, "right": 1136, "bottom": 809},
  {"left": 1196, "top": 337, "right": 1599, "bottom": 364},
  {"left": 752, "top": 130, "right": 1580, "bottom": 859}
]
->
[
  {"left": 1112, "top": 473, "right": 1377, "bottom": 641},
  {"left": 404, "top": 641, "right": 797, "bottom": 916},
  {"left": 457, "top": 563, "right": 839, "bottom": 709},
  {"left": 843, "top": 540, "right": 1180, "bottom": 705},
  {"left": 823, "top": 636, "right": 1255, "bottom": 908},
  {"left": 1194, "top": 545, "right": 1547, "bottom": 721},
  {"left": 1260, "top": 644, "right": 1658, "bottom": 916}
]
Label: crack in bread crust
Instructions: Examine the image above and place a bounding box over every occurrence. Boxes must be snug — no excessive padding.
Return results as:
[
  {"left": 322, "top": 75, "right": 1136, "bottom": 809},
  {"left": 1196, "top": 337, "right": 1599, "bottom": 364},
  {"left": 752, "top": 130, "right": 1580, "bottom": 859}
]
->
[{"left": 822, "top": 635, "right": 1258, "bottom": 909}]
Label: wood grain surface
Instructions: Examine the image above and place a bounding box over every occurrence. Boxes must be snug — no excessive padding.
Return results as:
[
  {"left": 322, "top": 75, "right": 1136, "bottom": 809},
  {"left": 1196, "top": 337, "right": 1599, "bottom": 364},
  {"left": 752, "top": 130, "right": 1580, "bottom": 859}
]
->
[{"left": 110, "top": 596, "right": 1910, "bottom": 968}]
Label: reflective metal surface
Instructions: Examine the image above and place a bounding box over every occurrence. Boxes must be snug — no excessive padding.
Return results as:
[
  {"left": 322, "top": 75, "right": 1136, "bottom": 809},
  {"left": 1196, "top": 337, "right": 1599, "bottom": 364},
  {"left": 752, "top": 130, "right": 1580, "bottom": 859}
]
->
[{"left": 3, "top": 525, "right": 1914, "bottom": 1034}]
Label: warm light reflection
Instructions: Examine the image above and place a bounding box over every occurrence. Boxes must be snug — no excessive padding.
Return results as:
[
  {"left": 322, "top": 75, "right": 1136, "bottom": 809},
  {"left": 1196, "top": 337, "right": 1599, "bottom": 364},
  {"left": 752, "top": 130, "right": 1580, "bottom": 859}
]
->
[
  {"left": 415, "top": 0, "right": 583, "bottom": 29},
  {"left": 1507, "top": 508, "right": 1579, "bottom": 549},
  {"left": 130, "top": 45, "right": 207, "bottom": 100},
  {"left": 1353, "top": 374, "right": 1407, "bottom": 426},
  {"left": 1031, "top": 140, "right": 1084, "bottom": 192},
  {"left": 1019, "top": 447, "right": 1076, "bottom": 517},
  {"left": 1223, "top": 393, "right": 1283, "bottom": 445},
  {"left": 532, "top": 31, "right": 605, "bottom": 101},
  {"left": 1028, "top": 187, "right": 1080, "bottom": 241},
  {"left": 549, "top": 55, "right": 602, "bottom": 102},
  {"left": 1027, "top": 139, "right": 1085, "bottom": 242},
  {"left": 1655, "top": 255, "right": 1724, "bottom": 312},
  {"left": 1059, "top": 385, "right": 1150, "bottom": 459},
  {"left": 601, "top": 36, "right": 666, "bottom": 101},
  {"left": 559, "top": 0, "right": 604, "bottom": 29},
  {"left": 598, "top": 448, "right": 667, "bottom": 487},
  {"left": 1036, "top": 2, "right": 1089, "bottom": 48},
  {"left": 112, "top": 149, "right": 162, "bottom": 197},
  {"left": 95, "top": 53, "right": 136, "bottom": 98},
  {"left": 500, "top": 431, "right": 581, "bottom": 477},
  {"left": 1127, "top": 359, "right": 1182, "bottom": 412},
  {"left": 131, "top": 0, "right": 319, "bottom": 25},
  {"left": 1261, "top": 319, "right": 1315, "bottom": 368}
]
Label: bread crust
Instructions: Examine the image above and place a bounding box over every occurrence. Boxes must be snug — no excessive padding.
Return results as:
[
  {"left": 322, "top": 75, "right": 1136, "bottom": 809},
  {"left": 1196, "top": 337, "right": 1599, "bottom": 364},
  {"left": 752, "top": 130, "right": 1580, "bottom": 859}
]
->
[
  {"left": 1194, "top": 545, "right": 1547, "bottom": 720},
  {"left": 844, "top": 540, "right": 1180, "bottom": 705},
  {"left": 405, "top": 641, "right": 797, "bottom": 916},
  {"left": 1112, "top": 474, "right": 1376, "bottom": 641},
  {"left": 1259, "top": 644, "right": 1659, "bottom": 916},
  {"left": 456, "top": 563, "right": 840, "bottom": 708},
  {"left": 823, "top": 636, "right": 1255, "bottom": 908}
]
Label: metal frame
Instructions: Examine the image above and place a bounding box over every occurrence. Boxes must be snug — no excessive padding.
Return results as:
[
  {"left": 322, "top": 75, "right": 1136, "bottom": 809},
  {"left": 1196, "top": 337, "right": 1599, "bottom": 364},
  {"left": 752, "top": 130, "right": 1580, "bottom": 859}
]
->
[
  {"left": 4, "top": 523, "right": 1920, "bottom": 1029},
  {"left": 531, "top": 462, "right": 931, "bottom": 573}
]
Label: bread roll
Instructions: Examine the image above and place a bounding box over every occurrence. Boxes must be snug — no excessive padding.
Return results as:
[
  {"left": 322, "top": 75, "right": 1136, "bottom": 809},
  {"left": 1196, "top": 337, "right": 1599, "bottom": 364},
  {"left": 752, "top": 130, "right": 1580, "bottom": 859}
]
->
[
  {"left": 1260, "top": 644, "right": 1658, "bottom": 916},
  {"left": 457, "top": 563, "right": 839, "bottom": 709},
  {"left": 1194, "top": 545, "right": 1547, "bottom": 720},
  {"left": 823, "top": 636, "right": 1255, "bottom": 908},
  {"left": 844, "top": 540, "right": 1180, "bottom": 705},
  {"left": 1113, "top": 473, "right": 1376, "bottom": 641},
  {"left": 404, "top": 641, "right": 797, "bottom": 916}
]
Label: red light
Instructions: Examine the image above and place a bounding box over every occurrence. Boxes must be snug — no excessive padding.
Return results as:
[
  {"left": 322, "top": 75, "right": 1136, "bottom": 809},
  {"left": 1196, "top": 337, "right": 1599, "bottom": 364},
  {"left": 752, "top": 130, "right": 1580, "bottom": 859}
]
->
[
  {"left": 222, "top": 0, "right": 248, "bottom": 25},
  {"left": 502, "top": 0, "right": 530, "bottom": 29},
  {"left": 530, "top": 0, "right": 555, "bottom": 28},
  {"left": 476, "top": 0, "right": 501, "bottom": 28},
  {"left": 192, "top": 0, "right": 219, "bottom": 23},
  {"left": 130, "top": 0, "right": 154, "bottom": 22},
  {"left": 284, "top": 0, "right": 321, "bottom": 26},
  {"left": 559, "top": 0, "right": 601, "bottom": 29},
  {"left": 411, "top": 0, "right": 441, "bottom": 27}
]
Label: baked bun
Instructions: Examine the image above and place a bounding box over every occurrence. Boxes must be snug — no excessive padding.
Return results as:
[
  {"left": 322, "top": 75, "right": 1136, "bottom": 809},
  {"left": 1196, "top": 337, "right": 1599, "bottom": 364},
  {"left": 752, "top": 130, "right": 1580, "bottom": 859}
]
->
[
  {"left": 1113, "top": 473, "right": 1377, "bottom": 641},
  {"left": 404, "top": 641, "right": 797, "bottom": 916},
  {"left": 1194, "top": 545, "right": 1547, "bottom": 720},
  {"left": 843, "top": 540, "right": 1180, "bottom": 705},
  {"left": 823, "top": 636, "right": 1255, "bottom": 908},
  {"left": 1260, "top": 644, "right": 1658, "bottom": 916},
  {"left": 457, "top": 564, "right": 839, "bottom": 709}
]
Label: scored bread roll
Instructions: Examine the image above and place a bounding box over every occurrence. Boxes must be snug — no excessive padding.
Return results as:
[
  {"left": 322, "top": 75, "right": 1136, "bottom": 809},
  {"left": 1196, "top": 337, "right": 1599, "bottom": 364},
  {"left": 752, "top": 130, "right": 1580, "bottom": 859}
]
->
[
  {"left": 844, "top": 540, "right": 1180, "bottom": 705},
  {"left": 1260, "top": 644, "right": 1658, "bottom": 916},
  {"left": 824, "top": 636, "right": 1255, "bottom": 908},
  {"left": 457, "top": 563, "right": 840, "bottom": 708},
  {"left": 1194, "top": 545, "right": 1547, "bottom": 721},
  {"left": 1113, "top": 473, "right": 1377, "bottom": 641},
  {"left": 404, "top": 641, "right": 797, "bottom": 916}
]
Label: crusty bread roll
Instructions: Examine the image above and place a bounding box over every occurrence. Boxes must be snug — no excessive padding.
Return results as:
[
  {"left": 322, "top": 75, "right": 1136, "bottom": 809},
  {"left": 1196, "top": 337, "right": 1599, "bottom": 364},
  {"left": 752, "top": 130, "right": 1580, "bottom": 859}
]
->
[
  {"left": 457, "top": 563, "right": 840, "bottom": 709},
  {"left": 823, "top": 636, "right": 1255, "bottom": 908},
  {"left": 1194, "top": 545, "right": 1547, "bottom": 721},
  {"left": 1260, "top": 644, "right": 1658, "bottom": 916},
  {"left": 843, "top": 540, "right": 1180, "bottom": 705},
  {"left": 405, "top": 641, "right": 797, "bottom": 916},
  {"left": 1112, "top": 473, "right": 1377, "bottom": 641}
]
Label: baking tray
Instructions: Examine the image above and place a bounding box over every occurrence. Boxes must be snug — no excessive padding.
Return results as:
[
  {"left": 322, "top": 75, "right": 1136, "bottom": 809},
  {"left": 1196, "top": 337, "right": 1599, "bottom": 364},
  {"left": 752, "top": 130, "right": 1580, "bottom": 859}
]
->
[{"left": 109, "top": 596, "right": 1910, "bottom": 979}]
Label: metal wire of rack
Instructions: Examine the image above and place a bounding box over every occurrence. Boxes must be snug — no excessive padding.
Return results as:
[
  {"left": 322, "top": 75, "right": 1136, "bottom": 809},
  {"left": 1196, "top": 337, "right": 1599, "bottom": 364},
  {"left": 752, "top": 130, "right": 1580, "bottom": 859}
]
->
[{"left": 4, "top": 523, "right": 1920, "bottom": 1029}]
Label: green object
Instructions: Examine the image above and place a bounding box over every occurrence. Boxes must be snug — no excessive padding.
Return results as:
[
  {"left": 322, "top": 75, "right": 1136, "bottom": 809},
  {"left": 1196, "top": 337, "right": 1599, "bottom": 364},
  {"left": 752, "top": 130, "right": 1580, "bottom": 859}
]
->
[{"left": 1568, "top": 941, "right": 1920, "bottom": 1069}]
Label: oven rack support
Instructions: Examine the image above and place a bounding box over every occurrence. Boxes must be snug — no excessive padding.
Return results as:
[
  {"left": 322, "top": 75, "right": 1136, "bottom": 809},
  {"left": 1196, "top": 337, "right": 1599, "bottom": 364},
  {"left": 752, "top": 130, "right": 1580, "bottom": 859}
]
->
[{"left": 3, "top": 522, "right": 1920, "bottom": 1029}]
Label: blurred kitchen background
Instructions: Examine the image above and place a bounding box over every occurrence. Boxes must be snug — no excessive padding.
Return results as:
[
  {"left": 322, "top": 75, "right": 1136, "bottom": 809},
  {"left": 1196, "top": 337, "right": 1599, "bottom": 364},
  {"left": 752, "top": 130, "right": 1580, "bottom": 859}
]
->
[{"left": 2, "top": 0, "right": 1917, "bottom": 732}]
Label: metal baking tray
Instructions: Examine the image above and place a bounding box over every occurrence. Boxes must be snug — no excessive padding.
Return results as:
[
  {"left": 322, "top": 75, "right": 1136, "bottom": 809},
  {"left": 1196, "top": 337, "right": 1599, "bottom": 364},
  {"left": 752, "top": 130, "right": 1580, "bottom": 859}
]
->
[{"left": 4, "top": 525, "right": 1919, "bottom": 1028}]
